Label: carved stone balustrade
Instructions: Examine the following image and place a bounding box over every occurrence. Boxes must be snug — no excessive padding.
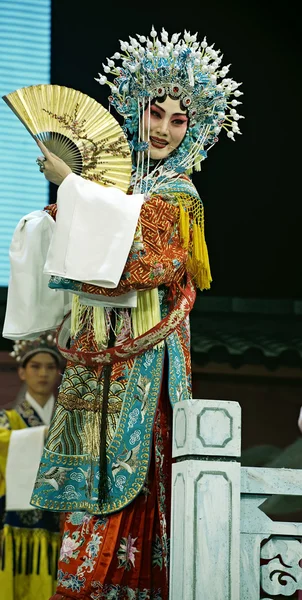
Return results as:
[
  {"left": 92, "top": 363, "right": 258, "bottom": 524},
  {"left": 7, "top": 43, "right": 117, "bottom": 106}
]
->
[{"left": 170, "top": 399, "right": 241, "bottom": 600}]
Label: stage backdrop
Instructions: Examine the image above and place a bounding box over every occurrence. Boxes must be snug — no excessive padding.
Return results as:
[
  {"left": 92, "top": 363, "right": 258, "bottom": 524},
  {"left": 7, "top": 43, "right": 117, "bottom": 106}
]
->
[{"left": 0, "top": 0, "right": 51, "bottom": 286}]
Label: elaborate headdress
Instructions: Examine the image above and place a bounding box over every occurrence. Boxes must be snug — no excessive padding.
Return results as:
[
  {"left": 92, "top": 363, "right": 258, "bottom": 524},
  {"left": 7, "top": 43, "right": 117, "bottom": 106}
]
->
[
  {"left": 95, "top": 27, "right": 243, "bottom": 189},
  {"left": 10, "top": 331, "right": 62, "bottom": 366}
]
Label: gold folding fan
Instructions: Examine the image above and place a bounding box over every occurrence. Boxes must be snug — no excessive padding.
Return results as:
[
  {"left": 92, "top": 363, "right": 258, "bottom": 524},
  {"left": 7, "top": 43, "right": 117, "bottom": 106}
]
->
[{"left": 3, "top": 84, "right": 132, "bottom": 192}]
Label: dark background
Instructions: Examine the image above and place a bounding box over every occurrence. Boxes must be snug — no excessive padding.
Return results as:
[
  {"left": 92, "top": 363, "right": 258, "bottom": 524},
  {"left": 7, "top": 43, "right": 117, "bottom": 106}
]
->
[{"left": 51, "top": 0, "right": 302, "bottom": 299}]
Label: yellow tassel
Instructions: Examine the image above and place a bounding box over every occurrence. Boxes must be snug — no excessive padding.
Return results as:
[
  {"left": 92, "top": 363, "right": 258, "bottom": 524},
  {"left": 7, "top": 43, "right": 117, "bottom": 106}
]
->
[
  {"left": 14, "top": 533, "right": 21, "bottom": 574},
  {"left": 32, "top": 533, "right": 39, "bottom": 574},
  {"left": 177, "top": 193, "right": 212, "bottom": 291},
  {"left": 93, "top": 306, "right": 108, "bottom": 347},
  {"left": 187, "top": 222, "right": 212, "bottom": 290},
  {"left": 51, "top": 537, "right": 58, "bottom": 580},
  {"left": 194, "top": 159, "right": 202, "bottom": 172},
  {"left": 0, "top": 525, "right": 59, "bottom": 595},
  {"left": 70, "top": 294, "right": 86, "bottom": 338},
  {"left": 132, "top": 288, "right": 163, "bottom": 347},
  {"left": 20, "top": 530, "right": 27, "bottom": 574},
  {"left": 179, "top": 203, "right": 190, "bottom": 250}
]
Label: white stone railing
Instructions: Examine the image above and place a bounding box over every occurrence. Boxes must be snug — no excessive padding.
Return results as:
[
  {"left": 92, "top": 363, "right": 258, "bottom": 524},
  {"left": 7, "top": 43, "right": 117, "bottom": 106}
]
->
[
  {"left": 241, "top": 467, "right": 302, "bottom": 599},
  {"left": 169, "top": 399, "right": 302, "bottom": 600}
]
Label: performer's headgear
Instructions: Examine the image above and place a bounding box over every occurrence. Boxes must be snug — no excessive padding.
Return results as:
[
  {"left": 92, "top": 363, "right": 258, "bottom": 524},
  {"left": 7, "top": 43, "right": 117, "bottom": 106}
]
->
[
  {"left": 10, "top": 331, "right": 62, "bottom": 367},
  {"left": 95, "top": 27, "right": 244, "bottom": 178}
]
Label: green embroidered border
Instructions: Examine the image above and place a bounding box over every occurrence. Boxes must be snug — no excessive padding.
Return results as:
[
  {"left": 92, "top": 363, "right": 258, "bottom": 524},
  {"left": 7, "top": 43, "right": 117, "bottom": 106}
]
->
[{"left": 31, "top": 346, "right": 165, "bottom": 515}]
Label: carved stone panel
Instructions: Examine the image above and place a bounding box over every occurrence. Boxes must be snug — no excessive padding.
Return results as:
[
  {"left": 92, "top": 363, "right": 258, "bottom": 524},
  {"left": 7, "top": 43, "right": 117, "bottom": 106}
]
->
[
  {"left": 170, "top": 459, "right": 241, "bottom": 600},
  {"left": 173, "top": 399, "right": 241, "bottom": 458},
  {"left": 261, "top": 537, "right": 302, "bottom": 597}
]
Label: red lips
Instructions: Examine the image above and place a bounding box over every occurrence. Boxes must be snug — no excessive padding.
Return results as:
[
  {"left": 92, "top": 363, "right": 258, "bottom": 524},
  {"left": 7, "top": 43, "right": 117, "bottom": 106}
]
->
[{"left": 150, "top": 136, "right": 168, "bottom": 148}]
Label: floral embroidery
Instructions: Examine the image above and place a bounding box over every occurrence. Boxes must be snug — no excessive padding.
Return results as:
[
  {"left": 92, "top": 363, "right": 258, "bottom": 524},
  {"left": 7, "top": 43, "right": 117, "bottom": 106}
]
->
[
  {"left": 117, "top": 534, "right": 139, "bottom": 570},
  {"left": 76, "top": 525, "right": 105, "bottom": 577},
  {"left": 172, "top": 258, "right": 181, "bottom": 268},
  {"left": 60, "top": 530, "right": 84, "bottom": 562},
  {"left": 154, "top": 411, "right": 169, "bottom": 573},
  {"left": 150, "top": 262, "right": 165, "bottom": 280},
  {"left": 65, "top": 511, "right": 101, "bottom": 535},
  {"left": 58, "top": 569, "right": 85, "bottom": 592},
  {"left": 90, "top": 581, "right": 164, "bottom": 599},
  {"left": 152, "top": 534, "right": 163, "bottom": 570},
  {"left": 66, "top": 511, "right": 88, "bottom": 526},
  {"left": 86, "top": 532, "right": 102, "bottom": 558},
  {"left": 93, "top": 516, "right": 108, "bottom": 531}
]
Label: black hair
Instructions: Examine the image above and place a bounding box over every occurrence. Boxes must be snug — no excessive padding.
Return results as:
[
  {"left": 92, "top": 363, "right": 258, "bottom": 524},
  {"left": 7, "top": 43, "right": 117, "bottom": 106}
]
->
[
  {"left": 21, "top": 351, "right": 60, "bottom": 369},
  {"left": 151, "top": 94, "right": 189, "bottom": 114}
]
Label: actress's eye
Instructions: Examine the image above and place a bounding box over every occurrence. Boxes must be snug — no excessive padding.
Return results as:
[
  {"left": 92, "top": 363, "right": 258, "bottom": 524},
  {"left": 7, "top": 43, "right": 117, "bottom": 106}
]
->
[
  {"left": 172, "top": 119, "right": 186, "bottom": 126},
  {"left": 151, "top": 110, "right": 160, "bottom": 118}
]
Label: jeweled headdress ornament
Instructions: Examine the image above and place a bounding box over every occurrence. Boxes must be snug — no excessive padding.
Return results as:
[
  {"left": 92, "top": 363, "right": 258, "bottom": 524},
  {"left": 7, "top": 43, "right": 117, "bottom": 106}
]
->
[
  {"left": 95, "top": 27, "right": 244, "bottom": 185},
  {"left": 11, "top": 331, "right": 62, "bottom": 366}
]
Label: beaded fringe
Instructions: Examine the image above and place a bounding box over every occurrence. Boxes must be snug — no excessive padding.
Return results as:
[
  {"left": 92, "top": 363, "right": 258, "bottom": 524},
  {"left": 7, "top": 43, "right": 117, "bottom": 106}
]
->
[{"left": 70, "top": 289, "right": 162, "bottom": 348}]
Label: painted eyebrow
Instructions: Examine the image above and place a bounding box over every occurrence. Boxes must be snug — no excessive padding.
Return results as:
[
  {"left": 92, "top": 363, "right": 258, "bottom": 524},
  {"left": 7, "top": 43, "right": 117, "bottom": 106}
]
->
[{"left": 153, "top": 103, "right": 188, "bottom": 118}]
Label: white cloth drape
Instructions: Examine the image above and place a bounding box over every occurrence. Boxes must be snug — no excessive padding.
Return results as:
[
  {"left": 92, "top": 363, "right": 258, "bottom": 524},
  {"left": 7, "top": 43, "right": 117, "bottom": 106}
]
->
[
  {"left": 3, "top": 175, "right": 145, "bottom": 340},
  {"left": 44, "top": 173, "right": 145, "bottom": 287},
  {"left": 3, "top": 210, "right": 68, "bottom": 340},
  {"left": 5, "top": 393, "right": 55, "bottom": 511},
  {"left": 6, "top": 426, "right": 46, "bottom": 510}
]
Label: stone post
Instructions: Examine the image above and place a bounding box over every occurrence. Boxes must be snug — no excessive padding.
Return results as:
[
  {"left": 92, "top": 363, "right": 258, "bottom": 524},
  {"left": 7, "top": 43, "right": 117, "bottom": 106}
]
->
[{"left": 169, "top": 399, "right": 241, "bottom": 600}]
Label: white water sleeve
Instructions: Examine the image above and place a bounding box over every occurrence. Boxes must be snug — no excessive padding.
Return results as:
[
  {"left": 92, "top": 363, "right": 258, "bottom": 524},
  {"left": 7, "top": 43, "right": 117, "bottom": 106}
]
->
[
  {"left": 3, "top": 210, "right": 67, "bottom": 340},
  {"left": 6, "top": 426, "right": 46, "bottom": 511},
  {"left": 44, "top": 173, "right": 145, "bottom": 288}
]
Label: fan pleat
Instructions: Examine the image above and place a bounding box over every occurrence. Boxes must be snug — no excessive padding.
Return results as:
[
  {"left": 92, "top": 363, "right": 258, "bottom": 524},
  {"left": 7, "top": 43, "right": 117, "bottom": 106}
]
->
[{"left": 3, "top": 84, "right": 132, "bottom": 192}]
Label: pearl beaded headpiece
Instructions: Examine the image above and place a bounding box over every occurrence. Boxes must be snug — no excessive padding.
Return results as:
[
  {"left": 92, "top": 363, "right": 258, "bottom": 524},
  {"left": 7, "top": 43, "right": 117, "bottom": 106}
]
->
[{"left": 95, "top": 27, "right": 244, "bottom": 189}]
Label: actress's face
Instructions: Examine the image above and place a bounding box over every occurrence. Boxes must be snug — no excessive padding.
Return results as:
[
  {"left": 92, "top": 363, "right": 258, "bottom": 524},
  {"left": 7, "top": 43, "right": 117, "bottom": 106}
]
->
[{"left": 142, "top": 96, "right": 188, "bottom": 160}]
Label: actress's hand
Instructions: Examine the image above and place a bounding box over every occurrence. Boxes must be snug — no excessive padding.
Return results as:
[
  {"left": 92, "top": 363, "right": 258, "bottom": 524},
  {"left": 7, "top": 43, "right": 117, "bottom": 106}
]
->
[{"left": 36, "top": 138, "right": 72, "bottom": 185}]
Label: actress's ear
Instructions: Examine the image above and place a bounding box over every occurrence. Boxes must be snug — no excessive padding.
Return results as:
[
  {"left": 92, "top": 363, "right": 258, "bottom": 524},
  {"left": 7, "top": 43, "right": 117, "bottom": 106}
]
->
[{"left": 18, "top": 366, "right": 26, "bottom": 382}]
